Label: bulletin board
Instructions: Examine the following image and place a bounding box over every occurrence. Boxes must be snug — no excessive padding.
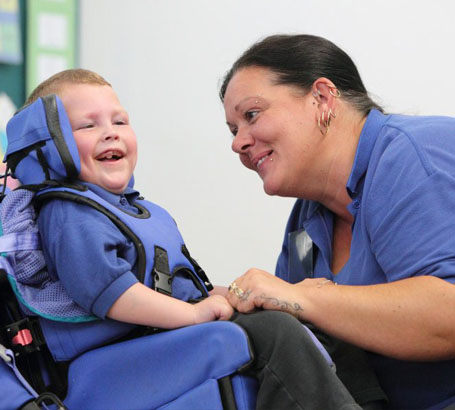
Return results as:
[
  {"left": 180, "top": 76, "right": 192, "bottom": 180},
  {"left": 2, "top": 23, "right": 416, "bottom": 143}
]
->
[
  {"left": 26, "top": 0, "right": 77, "bottom": 96},
  {"left": 0, "top": 0, "right": 24, "bottom": 108}
]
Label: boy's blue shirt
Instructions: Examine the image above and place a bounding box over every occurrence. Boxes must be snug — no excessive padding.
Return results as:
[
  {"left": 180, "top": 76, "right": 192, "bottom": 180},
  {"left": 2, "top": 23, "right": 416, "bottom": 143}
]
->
[
  {"left": 276, "top": 109, "right": 455, "bottom": 409},
  {"left": 37, "top": 182, "right": 141, "bottom": 319}
]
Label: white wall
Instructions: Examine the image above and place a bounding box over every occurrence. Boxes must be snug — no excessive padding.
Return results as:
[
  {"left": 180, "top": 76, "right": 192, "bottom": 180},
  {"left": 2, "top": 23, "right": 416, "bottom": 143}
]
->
[{"left": 78, "top": 0, "right": 455, "bottom": 285}]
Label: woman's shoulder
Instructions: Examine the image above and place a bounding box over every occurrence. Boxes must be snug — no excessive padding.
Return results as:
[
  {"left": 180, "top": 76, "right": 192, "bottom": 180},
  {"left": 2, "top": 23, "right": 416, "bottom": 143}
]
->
[
  {"left": 371, "top": 113, "right": 455, "bottom": 179},
  {"left": 378, "top": 113, "right": 455, "bottom": 155}
]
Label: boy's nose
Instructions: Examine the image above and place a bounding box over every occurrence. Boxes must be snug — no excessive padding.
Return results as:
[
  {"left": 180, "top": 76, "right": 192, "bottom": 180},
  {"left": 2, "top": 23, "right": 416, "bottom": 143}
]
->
[{"left": 102, "top": 125, "right": 120, "bottom": 141}]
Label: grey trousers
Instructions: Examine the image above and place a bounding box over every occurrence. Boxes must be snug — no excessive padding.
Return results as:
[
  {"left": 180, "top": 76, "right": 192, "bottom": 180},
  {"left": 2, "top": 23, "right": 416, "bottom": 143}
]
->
[{"left": 231, "top": 311, "right": 384, "bottom": 410}]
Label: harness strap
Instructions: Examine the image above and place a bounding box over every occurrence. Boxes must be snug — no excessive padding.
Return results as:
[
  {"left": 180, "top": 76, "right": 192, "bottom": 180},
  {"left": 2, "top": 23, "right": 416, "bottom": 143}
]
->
[
  {"left": 182, "top": 244, "right": 213, "bottom": 292},
  {"left": 0, "top": 344, "right": 39, "bottom": 398},
  {"left": 35, "top": 190, "right": 147, "bottom": 284},
  {"left": 0, "top": 232, "right": 41, "bottom": 253}
]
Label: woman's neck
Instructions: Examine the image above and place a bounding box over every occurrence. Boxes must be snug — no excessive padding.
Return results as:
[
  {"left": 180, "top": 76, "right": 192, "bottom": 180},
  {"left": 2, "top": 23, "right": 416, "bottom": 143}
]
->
[{"left": 318, "top": 106, "right": 367, "bottom": 222}]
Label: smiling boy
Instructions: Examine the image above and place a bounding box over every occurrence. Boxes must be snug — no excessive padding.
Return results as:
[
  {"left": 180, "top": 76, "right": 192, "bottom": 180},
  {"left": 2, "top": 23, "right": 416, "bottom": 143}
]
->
[{"left": 30, "top": 70, "right": 233, "bottom": 329}]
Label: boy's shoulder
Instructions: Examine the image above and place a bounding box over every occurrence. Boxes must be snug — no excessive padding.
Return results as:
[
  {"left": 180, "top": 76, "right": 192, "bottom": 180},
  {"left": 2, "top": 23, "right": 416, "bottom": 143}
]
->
[{"left": 38, "top": 194, "right": 102, "bottom": 227}]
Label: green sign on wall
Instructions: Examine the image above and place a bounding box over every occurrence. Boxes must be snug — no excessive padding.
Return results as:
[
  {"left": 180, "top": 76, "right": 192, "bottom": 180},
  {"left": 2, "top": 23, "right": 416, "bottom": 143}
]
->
[{"left": 26, "top": 0, "right": 77, "bottom": 96}]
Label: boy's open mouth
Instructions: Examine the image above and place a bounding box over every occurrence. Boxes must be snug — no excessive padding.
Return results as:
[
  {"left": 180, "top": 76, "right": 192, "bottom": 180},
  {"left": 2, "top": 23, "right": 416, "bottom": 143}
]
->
[{"left": 96, "top": 150, "right": 124, "bottom": 161}]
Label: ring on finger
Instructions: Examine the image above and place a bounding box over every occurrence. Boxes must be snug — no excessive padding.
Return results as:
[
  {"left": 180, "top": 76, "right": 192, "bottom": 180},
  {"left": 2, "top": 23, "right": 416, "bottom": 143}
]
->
[
  {"left": 228, "top": 282, "right": 237, "bottom": 293},
  {"left": 233, "top": 286, "right": 244, "bottom": 298},
  {"left": 228, "top": 282, "right": 245, "bottom": 298}
]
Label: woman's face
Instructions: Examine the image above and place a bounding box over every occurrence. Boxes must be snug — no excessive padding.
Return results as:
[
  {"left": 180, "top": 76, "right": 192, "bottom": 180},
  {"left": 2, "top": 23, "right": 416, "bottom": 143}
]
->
[{"left": 223, "top": 66, "right": 326, "bottom": 198}]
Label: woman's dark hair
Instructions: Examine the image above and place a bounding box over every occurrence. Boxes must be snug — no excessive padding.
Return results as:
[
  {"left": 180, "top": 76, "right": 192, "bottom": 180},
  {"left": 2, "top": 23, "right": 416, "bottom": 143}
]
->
[{"left": 219, "top": 34, "right": 383, "bottom": 115}]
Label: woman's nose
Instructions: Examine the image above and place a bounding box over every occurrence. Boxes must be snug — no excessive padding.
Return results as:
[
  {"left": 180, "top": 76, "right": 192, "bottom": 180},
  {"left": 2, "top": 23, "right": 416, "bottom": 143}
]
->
[{"left": 231, "top": 128, "right": 254, "bottom": 154}]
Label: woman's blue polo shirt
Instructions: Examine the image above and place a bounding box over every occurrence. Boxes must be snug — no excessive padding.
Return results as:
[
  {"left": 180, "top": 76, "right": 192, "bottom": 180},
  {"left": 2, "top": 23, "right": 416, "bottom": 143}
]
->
[{"left": 276, "top": 109, "right": 455, "bottom": 409}]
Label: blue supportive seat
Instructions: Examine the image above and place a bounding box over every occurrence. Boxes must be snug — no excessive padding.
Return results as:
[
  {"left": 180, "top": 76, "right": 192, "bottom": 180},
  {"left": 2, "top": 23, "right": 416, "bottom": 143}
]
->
[
  {"left": 0, "top": 189, "right": 258, "bottom": 409},
  {"left": 64, "top": 321, "right": 257, "bottom": 410},
  {"left": 1, "top": 318, "right": 258, "bottom": 410},
  {"left": 1, "top": 274, "right": 258, "bottom": 410}
]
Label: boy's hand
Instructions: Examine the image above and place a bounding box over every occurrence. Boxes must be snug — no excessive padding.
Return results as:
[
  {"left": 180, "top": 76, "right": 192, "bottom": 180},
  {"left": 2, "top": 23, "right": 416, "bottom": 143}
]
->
[{"left": 193, "top": 295, "right": 234, "bottom": 324}]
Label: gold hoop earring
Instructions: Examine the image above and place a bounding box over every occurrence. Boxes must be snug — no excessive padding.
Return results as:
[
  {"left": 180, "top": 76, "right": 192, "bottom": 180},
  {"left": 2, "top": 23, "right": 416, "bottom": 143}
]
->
[
  {"left": 328, "top": 86, "right": 341, "bottom": 98},
  {"left": 318, "top": 111, "right": 328, "bottom": 135},
  {"left": 318, "top": 109, "right": 337, "bottom": 136}
]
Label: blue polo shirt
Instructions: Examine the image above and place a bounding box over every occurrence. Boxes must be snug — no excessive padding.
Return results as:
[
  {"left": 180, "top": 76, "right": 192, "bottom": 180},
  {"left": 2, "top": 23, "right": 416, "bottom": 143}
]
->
[
  {"left": 38, "top": 182, "right": 140, "bottom": 319},
  {"left": 276, "top": 109, "right": 455, "bottom": 409}
]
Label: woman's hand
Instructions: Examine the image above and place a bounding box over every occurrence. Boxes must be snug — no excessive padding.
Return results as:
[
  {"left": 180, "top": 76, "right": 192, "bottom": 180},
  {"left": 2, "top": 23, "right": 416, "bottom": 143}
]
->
[
  {"left": 192, "top": 294, "right": 234, "bottom": 324},
  {"left": 226, "top": 268, "right": 306, "bottom": 318}
]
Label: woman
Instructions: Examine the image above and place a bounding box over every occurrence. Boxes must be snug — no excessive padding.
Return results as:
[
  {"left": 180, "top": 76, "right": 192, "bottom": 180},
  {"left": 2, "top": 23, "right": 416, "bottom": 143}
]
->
[{"left": 220, "top": 34, "right": 455, "bottom": 410}]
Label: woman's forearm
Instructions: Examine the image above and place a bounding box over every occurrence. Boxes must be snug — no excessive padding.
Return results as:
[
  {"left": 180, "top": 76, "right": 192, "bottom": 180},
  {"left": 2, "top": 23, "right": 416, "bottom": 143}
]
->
[{"left": 299, "top": 275, "right": 455, "bottom": 360}]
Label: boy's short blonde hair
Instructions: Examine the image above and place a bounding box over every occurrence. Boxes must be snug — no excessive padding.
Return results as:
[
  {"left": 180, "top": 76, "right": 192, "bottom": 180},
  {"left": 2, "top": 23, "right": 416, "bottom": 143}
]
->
[{"left": 25, "top": 68, "right": 111, "bottom": 106}]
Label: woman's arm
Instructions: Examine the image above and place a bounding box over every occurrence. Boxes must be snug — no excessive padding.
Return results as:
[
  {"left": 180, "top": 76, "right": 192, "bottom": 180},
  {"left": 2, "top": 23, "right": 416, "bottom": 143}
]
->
[
  {"left": 300, "top": 275, "right": 455, "bottom": 361},
  {"left": 226, "top": 269, "right": 455, "bottom": 361},
  {"left": 108, "top": 282, "right": 233, "bottom": 328}
]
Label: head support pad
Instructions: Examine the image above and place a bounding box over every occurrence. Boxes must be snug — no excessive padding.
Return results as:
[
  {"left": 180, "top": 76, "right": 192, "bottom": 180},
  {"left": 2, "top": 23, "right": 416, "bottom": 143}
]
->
[{"left": 4, "top": 94, "right": 80, "bottom": 185}]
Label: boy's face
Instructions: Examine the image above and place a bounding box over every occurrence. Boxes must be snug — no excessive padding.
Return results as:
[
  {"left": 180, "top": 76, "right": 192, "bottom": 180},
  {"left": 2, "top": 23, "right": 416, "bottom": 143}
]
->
[{"left": 59, "top": 84, "right": 137, "bottom": 194}]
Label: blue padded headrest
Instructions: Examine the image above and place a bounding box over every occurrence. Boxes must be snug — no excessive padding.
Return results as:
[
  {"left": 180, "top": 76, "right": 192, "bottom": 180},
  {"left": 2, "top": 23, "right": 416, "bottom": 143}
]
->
[{"left": 4, "top": 94, "right": 81, "bottom": 185}]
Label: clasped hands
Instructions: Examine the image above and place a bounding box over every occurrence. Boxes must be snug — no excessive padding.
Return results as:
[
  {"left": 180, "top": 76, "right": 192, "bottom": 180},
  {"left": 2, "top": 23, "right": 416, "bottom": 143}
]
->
[{"left": 194, "top": 268, "right": 335, "bottom": 325}]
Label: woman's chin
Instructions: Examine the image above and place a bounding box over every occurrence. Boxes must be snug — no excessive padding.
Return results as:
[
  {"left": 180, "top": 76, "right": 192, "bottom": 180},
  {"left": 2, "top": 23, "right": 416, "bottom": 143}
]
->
[
  {"left": 263, "top": 179, "right": 296, "bottom": 198},
  {"left": 263, "top": 181, "right": 281, "bottom": 197}
]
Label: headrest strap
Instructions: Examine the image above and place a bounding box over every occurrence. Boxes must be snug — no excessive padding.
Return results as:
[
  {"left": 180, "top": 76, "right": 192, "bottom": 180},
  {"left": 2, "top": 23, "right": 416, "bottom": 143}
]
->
[
  {"left": 42, "top": 95, "right": 79, "bottom": 180},
  {"left": 6, "top": 141, "right": 46, "bottom": 176},
  {"left": 35, "top": 146, "right": 51, "bottom": 181}
]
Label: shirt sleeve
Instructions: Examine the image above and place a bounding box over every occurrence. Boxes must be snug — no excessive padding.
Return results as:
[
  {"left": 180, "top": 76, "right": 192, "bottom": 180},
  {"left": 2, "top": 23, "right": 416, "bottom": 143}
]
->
[
  {"left": 364, "top": 134, "right": 455, "bottom": 284},
  {"left": 38, "top": 199, "right": 139, "bottom": 318}
]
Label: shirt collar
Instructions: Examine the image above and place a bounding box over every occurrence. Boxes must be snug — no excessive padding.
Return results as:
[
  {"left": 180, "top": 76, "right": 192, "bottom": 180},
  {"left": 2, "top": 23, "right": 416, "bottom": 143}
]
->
[
  {"left": 346, "top": 109, "right": 388, "bottom": 197},
  {"left": 80, "top": 181, "right": 141, "bottom": 206}
]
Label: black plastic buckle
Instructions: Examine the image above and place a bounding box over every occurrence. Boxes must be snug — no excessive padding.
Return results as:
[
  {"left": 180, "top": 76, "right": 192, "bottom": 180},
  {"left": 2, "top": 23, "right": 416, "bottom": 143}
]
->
[
  {"left": 152, "top": 267, "right": 173, "bottom": 296},
  {"left": 5, "top": 317, "right": 46, "bottom": 355},
  {"left": 151, "top": 246, "right": 173, "bottom": 296},
  {"left": 20, "top": 392, "right": 67, "bottom": 410}
]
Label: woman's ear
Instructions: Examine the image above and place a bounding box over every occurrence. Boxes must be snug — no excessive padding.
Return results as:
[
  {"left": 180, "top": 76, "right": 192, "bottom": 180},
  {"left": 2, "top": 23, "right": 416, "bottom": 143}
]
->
[
  {"left": 311, "top": 78, "right": 341, "bottom": 135},
  {"left": 311, "top": 77, "right": 340, "bottom": 105}
]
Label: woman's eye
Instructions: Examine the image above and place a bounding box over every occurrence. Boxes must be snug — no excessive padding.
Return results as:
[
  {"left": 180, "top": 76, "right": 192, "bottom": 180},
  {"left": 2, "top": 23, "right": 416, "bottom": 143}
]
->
[{"left": 245, "top": 110, "right": 259, "bottom": 121}]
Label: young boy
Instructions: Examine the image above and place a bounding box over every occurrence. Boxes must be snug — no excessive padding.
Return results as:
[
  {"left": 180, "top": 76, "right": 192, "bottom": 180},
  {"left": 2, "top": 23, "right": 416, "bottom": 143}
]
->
[
  {"left": 29, "top": 69, "right": 233, "bottom": 330},
  {"left": 17, "top": 69, "right": 384, "bottom": 410}
]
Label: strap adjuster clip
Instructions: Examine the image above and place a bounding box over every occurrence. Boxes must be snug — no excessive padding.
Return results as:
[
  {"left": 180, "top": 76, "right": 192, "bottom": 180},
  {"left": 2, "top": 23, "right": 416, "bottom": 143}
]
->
[{"left": 5, "top": 317, "right": 45, "bottom": 355}]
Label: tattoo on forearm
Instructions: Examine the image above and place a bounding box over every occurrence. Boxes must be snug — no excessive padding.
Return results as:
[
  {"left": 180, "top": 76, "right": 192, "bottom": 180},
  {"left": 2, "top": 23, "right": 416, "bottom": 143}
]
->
[{"left": 256, "top": 293, "right": 303, "bottom": 313}]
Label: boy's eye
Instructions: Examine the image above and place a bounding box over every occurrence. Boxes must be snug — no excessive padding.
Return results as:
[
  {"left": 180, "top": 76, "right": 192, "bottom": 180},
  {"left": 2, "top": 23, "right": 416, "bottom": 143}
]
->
[
  {"left": 77, "top": 123, "right": 94, "bottom": 130},
  {"left": 114, "top": 120, "right": 126, "bottom": 125}
]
